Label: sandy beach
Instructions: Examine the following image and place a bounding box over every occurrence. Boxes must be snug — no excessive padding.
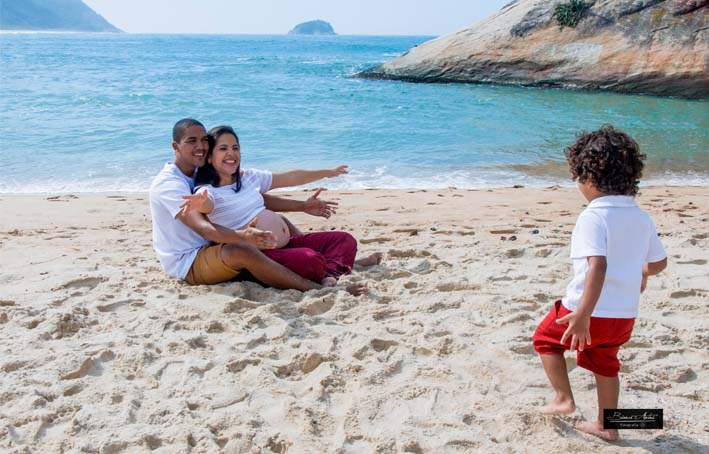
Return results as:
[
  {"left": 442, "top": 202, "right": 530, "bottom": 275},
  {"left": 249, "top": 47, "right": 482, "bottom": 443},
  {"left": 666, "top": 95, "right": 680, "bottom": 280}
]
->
[{"left": 0, "top": 186, "right": 707, "bottom": 453}]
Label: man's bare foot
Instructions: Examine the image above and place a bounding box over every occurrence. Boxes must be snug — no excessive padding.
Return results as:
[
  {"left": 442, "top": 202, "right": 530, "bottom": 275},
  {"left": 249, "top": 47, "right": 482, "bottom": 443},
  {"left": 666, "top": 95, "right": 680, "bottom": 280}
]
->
[
  {"left": 321, "top": 276, "right": 337, "bottom": 287},
  {"left": 576, "top": 420, "right": 619, "bottom": 441},
  {"left": 354, "top": 252, "right": 383, "bottom": 268},
  {"left": 345, "top": 282, "right": 368, "bottom": 296},
  {"left": 539, "top": 397, "right": 576, "bottom": 415}
]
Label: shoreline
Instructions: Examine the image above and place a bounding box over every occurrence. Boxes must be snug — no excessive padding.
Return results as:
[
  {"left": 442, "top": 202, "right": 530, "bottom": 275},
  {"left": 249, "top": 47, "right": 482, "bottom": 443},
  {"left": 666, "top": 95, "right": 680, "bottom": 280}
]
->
[
  {"left": 2, "top": 181, "right": 709, "bottom": 197},
  {"left": 1, "top": 186, "right": 706, "bottom": 452}
]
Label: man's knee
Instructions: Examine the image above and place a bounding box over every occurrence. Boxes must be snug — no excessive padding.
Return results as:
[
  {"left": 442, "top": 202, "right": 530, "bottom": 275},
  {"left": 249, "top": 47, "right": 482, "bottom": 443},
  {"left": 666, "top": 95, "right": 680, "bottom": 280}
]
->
[{"left": 221, "top": 243, "right": 261, "bottom": 269}]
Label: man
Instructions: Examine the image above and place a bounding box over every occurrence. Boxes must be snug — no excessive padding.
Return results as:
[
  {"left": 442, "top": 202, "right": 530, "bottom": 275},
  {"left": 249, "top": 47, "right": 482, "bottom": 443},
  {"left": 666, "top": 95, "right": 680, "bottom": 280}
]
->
[{"left": 149, "top": 118, "right": 367, "bottom": 295}]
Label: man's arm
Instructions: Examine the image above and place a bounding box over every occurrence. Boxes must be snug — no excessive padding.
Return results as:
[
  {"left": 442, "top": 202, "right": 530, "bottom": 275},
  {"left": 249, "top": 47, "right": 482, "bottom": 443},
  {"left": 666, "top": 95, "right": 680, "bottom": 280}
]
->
[{"left": 177, "top": 209, "right": 277, "bottom": 249}]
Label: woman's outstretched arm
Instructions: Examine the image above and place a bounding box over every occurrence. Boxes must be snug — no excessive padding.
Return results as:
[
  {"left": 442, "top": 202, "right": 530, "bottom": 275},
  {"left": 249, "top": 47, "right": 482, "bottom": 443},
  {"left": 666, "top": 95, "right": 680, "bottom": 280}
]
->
[{"left": 270, "top": 165, "right": 348, "bottom": 189}]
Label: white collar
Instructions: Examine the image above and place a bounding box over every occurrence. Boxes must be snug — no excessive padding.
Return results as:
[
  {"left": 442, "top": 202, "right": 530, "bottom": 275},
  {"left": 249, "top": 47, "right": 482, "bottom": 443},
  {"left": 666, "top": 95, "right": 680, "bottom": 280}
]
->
[{"left": 587, "top": 195, "right": 637, "bottom": 209}]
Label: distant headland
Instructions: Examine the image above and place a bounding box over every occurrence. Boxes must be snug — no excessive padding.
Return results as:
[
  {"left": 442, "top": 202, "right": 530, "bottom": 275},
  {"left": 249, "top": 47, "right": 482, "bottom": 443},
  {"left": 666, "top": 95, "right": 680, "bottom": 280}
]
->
[
  {"left": 0, "top": 0, "right": 121, "bottom": 32},
  {"left": 288, "top": 20, "right": 336, "bottom": 35}
]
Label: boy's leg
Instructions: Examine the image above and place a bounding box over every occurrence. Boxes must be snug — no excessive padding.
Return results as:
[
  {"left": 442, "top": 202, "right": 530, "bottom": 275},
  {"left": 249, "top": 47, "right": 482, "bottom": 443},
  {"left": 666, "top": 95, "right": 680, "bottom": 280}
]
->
[
  {"left": 534, "top": 300, "right": 576, "bottom": 414},
  {"left": 574, "top": 318, "right": 632, "bottom": 442},
  {"left": 539, "top": 354, "right": 576, "bottom": 414},
  {"left": 576, "top": 374, "right": 620, "bottom": 441}
]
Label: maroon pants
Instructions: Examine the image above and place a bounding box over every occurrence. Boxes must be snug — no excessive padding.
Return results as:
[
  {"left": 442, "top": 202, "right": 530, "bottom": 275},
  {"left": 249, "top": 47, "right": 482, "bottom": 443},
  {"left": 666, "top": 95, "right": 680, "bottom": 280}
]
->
[{"left": 263, "top": 232, "right": 357, "bottom": 283}]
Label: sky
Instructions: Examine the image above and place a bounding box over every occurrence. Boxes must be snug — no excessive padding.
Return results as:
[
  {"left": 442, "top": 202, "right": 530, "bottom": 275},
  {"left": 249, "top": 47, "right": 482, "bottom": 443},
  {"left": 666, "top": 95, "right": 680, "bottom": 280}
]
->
[{"left": 83, "top": 0, "right": 512, "bottom": 36}]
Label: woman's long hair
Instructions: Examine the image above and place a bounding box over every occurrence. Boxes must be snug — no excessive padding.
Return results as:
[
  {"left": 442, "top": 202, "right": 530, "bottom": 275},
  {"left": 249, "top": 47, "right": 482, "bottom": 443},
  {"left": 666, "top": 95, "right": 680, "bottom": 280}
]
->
[{"left": 194, "top": 125, "right": 242, "bottom": 192}]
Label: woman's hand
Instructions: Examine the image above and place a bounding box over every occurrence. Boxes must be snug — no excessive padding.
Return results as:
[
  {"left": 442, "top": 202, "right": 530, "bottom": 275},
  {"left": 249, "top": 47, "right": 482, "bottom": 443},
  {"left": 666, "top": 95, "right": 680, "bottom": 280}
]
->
[
  {"left": 180, "top": 191, "right": 213, "bottom": 214},
  {"left": 241, "top": 218, "right": 278, "bottom": 249},
  {"left": 327, "top": 165, "right": 349, "bottom": 178},
  {"left": 304, "top": 188, "right": 338, "bottom": 218},
  {"left": 556, "top": 311, "right": 592, "bottom": 351}
]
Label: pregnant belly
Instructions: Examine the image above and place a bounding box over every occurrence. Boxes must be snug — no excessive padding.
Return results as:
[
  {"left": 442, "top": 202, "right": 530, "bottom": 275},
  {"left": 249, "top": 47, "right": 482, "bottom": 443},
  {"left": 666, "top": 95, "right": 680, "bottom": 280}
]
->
[{"left": 249, "top": 209, "right": 290, "bottom": 248}]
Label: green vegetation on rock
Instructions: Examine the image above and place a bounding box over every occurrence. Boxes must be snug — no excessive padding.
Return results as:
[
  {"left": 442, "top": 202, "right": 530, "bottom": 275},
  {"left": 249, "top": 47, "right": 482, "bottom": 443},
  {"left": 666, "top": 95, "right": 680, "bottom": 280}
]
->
[{"left": 553, "top": 0, "right": 592, "bottom": 29}]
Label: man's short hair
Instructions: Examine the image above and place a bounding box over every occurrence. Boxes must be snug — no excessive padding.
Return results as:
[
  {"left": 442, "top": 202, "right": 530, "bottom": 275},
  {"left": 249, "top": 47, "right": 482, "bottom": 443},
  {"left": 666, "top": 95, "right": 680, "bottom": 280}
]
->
[{"left": 173, "top": 118, "right": 205, "bottom": 142}]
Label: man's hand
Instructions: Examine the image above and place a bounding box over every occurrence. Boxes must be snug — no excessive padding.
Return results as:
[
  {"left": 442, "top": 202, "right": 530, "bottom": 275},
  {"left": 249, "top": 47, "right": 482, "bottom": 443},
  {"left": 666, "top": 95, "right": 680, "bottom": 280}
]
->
[
  {"left": 640, "top": 273, "right": 648, "bottom": 293},
  {"left": 304, "top": 188, "right": 338, "bottom": 218},
  {"left": 241, "top": 218, "right": 278, "bottom": 249},
  {"left": 556, "top": 311, "right": 592, "bottom": 351},
  {"left": 326, "top": 165, "right": 348, "bottom": 178},
  {"left": 180, "top": 191, "right": 212, "bottom": 214}
]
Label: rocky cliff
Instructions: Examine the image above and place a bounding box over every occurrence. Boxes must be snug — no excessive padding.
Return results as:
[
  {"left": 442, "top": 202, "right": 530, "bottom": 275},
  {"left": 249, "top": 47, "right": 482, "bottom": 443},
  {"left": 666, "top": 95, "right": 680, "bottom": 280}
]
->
[
  {"left": 0, "top": 0, "right": 121, "bottom": 32},
  {"left": 359, "top": 0, "right": 707, "bottom": 99},
  {"left": 289, "top": 20, "right": 336, "bottom": 35}
]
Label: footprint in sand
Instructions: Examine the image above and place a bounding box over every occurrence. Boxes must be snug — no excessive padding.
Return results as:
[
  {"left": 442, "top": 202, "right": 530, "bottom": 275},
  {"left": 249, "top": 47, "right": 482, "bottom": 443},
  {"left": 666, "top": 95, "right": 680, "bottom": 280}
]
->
[
  {"left": 535, "top": 248, "right": 552, "bottom": 258},
  {"left": 670, "top": 289, "right": 706, "bottom": 299},
  {"left": 506, "top": 248, "right": 525, "bottom": 258},
  {"left": 370, "top": 339, "right": 398, "bottom": 352},
  {"left": 60, "top": 350, "right": 115, "bottom": 380},
  {"left": 360, "top": 237, "right": 392, "bottom": 245},
  {"left": 274, "top": 353, "right": 327, "bottom": 379},
  {"left": 388, "top": 248, "right": 434, "bottom": 259},
  {"left": 298, "top": 295, "right": 336, "bottom": 316},
  {"left": 435, "top": 282, "right": 481, "bottom": 292},
  {"left": 56, "top": 277, "right": 106, "bottom": 293},
  {"left": 677, "top": 259, "right": 707, "bottom": 265},
  {"left": 96, "top": 299, "right": 144, "bottom": 313},
  {"left": 226, "top": 357, "right": 261, "bottom": 373}
]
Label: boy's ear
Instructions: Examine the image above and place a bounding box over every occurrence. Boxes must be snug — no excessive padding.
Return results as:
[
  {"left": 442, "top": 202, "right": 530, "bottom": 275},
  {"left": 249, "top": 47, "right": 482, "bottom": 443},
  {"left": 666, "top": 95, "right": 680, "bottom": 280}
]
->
[{"left": 172, "top": 141, "right": 179, "bottom": 152}]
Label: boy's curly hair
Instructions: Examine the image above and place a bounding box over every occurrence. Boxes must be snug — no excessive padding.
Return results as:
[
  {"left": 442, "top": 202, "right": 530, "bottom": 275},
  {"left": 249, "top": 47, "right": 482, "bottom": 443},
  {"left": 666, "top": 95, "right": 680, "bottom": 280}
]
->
[{"left": 565, "top": 125, "right": 646, "bottom": 196}]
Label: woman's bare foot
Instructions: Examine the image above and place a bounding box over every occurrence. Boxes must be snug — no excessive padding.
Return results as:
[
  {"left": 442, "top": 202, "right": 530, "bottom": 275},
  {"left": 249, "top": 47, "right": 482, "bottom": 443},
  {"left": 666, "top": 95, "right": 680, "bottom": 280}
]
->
[
  {"left": 539, "top": 396, "right": 576, "bottom": 415},
  {"left": 576, "top": 420, "right": 619, "bottom": 441},
  {"left": 354, "top": 252, "right": 383, "bottom": 268},
  {"left": 345, "top": 282, "right": 368, "bottom": 296},
  {"left": 321, "top": 276, "right": 337, "bottom": 287}
]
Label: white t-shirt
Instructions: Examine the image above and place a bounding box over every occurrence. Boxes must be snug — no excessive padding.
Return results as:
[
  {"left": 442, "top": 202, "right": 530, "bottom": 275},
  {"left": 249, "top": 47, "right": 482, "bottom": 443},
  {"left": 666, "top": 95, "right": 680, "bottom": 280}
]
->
[
  {"left": 196, "top": 169, "right": 273, "bottom": 230},
  {"left": 149, "top": 163, "right": 209, "bottom": 280},
  {"left": 562, "top": 195, "right": 666, "bottom": 318}
]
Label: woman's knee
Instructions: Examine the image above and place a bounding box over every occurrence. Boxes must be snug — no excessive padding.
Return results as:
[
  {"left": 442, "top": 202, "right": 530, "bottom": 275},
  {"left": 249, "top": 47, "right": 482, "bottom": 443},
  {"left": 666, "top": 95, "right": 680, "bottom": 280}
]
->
[{"left": 297, "top": 249, "right": 326, "bottom": 281}]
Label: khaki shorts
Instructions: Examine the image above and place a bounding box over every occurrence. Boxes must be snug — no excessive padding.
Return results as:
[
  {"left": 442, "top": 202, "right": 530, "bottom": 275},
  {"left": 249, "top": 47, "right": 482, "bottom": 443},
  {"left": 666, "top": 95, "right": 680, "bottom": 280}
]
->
[{"left": 184, "top": 244, "right": 240, "bottom": 285}]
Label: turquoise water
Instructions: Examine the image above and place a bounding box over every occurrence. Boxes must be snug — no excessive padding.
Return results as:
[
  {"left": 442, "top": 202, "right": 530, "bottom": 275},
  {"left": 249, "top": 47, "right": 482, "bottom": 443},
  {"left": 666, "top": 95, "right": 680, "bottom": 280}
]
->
[{"left": 1, "top": 33, "right": 707, "bottom": 193}]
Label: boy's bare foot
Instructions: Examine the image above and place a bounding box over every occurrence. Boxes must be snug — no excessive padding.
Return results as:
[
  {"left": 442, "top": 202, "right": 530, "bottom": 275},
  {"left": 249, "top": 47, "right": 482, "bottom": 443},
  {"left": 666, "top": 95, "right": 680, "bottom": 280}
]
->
[
  {"left": 539, "top": 397, "right": 576, "bottom": 415},
  {"left": 576, "top": 420, "right": 619, "bottom": 441},
  {"left": 345, "top": 282, "right": 368, "bottom": 296},
  {"left": 354, "top": 252, "right": 383, "bottom": 268},
  {"left": 321, "top": 276, "right": 337, "bottom": 287}
]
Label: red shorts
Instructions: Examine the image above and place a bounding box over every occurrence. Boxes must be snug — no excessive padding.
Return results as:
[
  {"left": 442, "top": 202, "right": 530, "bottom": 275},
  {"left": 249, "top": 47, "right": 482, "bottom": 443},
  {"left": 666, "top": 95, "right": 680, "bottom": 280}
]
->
[{"left": 533, "top": 300, "right": 635, "bottom": 377}]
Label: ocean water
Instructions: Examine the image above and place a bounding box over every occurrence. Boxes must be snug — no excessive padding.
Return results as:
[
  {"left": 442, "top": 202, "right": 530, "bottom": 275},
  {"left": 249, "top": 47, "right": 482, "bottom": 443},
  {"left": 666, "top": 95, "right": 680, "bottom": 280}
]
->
[{"left": 1, "top": 33, "right": 707, "bottom": 193}]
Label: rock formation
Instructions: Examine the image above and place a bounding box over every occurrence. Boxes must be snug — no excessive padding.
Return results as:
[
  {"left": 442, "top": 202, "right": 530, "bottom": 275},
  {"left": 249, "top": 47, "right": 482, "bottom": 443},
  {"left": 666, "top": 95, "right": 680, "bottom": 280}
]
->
[
  {"left": 289, "top": 20, "right": 336, "bottom": 35},
  {"left": 359, "top": 0, "right": 707, "bottom": 99},
  {"left": 0, "top": 0, "right": 121, "bottom": 32}
]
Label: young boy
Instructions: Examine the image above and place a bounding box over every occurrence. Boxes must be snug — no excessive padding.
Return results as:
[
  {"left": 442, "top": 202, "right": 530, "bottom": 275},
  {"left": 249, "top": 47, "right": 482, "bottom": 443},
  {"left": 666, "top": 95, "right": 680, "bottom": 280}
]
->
[{"left": 532, "top": 125, "right": 668, "bottom": 441}]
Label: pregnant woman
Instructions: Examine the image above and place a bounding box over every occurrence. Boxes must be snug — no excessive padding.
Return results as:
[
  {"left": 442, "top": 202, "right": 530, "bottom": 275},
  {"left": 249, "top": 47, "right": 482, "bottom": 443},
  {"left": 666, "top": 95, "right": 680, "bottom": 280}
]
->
[{"left": 182, "top": 125, "right": 380, "bottom": 293}]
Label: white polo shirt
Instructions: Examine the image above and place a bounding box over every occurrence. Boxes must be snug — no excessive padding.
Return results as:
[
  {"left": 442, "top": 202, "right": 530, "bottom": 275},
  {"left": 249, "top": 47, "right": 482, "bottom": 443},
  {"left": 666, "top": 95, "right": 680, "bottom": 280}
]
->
[
  {"left": 149, "top": 163, "right": 210, "bottom": 280},
  {"left": 562, "top": 195, "right": 666, "bottom": 318}
]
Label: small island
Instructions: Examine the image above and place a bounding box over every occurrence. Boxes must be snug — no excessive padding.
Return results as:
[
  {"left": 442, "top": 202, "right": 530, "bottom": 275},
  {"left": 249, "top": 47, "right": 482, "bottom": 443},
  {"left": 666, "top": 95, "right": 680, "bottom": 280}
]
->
[{"left": 288, "top": 20, "right": 336, "bottom": 35}]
